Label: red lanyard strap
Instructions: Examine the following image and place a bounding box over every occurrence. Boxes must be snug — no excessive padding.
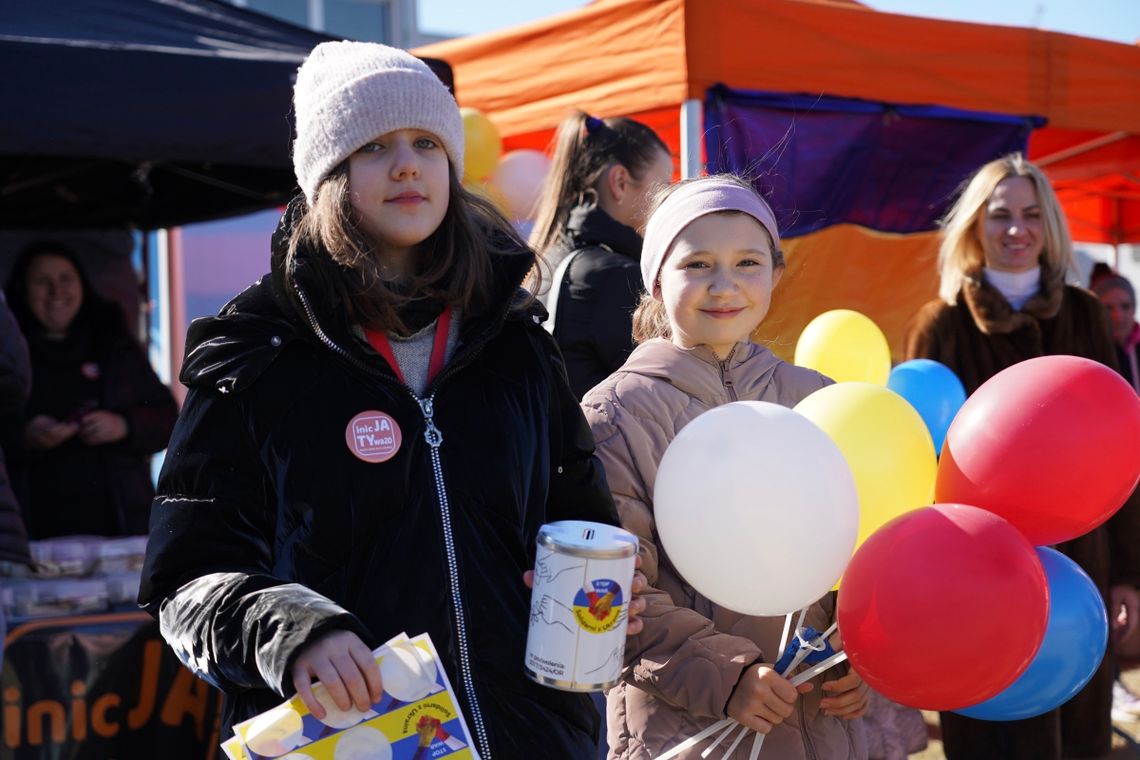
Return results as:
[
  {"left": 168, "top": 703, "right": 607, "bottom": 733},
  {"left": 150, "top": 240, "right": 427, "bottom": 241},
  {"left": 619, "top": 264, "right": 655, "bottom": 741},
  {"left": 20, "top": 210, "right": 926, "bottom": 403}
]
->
[{"left": 365, "top": 305, "right": 452, "bottom": 387}]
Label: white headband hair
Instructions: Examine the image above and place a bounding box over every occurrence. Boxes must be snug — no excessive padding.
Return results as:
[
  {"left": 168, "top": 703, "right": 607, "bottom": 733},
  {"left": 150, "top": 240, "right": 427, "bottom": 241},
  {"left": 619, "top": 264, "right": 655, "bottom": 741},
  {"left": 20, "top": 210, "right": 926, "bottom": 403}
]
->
[{"left": 640, "top": 179, "right": 781, "bottom": 295}]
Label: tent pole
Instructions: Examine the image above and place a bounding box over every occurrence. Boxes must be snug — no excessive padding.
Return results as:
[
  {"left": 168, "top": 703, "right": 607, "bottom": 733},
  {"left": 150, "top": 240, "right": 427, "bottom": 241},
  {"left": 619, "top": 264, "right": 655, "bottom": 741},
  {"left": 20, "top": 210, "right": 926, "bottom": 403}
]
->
[{"left": 680, "top": 99, "right": 702, "bottom": 179}]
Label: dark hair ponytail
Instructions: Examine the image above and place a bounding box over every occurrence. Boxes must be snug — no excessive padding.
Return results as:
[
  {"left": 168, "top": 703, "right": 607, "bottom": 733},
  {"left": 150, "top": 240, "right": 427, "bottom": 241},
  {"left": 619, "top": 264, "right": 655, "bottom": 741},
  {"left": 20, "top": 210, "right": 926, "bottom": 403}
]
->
[{"left": 529, "top": 111, "right": 668, "bottom": 255}]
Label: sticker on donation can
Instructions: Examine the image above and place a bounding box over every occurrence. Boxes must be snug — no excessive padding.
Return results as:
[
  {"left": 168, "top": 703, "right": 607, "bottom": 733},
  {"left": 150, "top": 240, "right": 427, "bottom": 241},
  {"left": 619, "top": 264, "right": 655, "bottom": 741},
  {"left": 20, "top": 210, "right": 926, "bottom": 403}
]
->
[{"left": 524, "top": 520, "right": 638, "bottom": 691}]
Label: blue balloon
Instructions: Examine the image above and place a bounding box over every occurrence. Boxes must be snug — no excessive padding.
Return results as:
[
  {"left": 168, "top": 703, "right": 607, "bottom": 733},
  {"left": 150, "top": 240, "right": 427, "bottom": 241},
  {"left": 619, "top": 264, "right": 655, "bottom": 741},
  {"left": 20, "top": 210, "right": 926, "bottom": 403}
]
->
[
  {"left": 955, "top": 547, "right": 1108, "bottom": 721},
  {"left": 886, "top": 359, "right": 967, "bottom": 454}
]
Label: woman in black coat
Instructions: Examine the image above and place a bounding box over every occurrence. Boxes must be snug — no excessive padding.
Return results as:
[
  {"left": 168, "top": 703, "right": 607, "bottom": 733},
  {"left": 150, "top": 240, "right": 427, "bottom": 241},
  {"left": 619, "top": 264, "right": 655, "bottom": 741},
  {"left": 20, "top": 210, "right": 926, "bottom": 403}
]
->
[{"left": 4, "top": 241, "right": 178, "bottom": 538}]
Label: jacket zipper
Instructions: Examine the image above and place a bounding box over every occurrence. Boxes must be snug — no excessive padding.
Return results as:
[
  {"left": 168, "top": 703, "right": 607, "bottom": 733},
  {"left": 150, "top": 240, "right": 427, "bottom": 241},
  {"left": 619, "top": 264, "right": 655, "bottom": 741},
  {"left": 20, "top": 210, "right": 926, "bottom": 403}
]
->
[
  {"left": 295, "top": 286, "right": 498, "bottom": 759},
  {"left": 718, "top": 346, "right": 739, "bottom": 402},
  {"left": 417, "top": 395, "right": 491, "bottom": 759},
  {"left": 797, "top": 697, "right": 819, "bottom": 760}
]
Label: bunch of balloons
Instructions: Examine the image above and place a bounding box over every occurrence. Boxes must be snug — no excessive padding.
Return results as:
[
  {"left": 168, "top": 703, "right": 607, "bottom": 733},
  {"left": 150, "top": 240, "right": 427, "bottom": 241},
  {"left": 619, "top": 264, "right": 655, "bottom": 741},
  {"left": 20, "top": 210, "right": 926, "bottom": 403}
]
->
[
  {"left": 661, "top": 305, "right": 1140, "bottom": 721},
  {"left": 794, "top": 309, "right": 967, "bottom": 457},
  {"left": 460, "top": 108, "right": 552, "bottom": 224},
  {"left": 792, "top": 310, "right": 941, "bottom": 562},
  {"left": 838, "top": 355, "right": 1140, "bottom": 716}
]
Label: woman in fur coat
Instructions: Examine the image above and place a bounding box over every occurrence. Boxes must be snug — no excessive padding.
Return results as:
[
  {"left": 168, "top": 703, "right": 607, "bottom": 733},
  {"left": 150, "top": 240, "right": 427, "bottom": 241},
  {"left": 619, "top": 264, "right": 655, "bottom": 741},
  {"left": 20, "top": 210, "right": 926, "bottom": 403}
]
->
[{"left": 904, "top": 153, "right": 1140, "bottom": 760}]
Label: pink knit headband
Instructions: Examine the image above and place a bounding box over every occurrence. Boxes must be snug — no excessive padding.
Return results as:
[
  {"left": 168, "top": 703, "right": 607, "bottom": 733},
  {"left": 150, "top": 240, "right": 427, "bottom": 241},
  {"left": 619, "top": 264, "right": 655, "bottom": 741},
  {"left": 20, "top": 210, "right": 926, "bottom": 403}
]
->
[{"left": 640, "top": 179, "right": 781, "bottom": 295}]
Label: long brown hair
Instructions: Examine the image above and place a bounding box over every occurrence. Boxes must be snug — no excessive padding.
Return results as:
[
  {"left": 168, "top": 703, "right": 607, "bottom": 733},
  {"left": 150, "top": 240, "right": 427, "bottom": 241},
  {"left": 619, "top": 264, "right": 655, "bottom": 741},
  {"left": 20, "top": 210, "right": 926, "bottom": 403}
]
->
[
  {"left": 529, "top": 111, "right": 669, "bottom": 255},
  {"left": 287, "top": 163, "right": 528, "bottom": 336}
]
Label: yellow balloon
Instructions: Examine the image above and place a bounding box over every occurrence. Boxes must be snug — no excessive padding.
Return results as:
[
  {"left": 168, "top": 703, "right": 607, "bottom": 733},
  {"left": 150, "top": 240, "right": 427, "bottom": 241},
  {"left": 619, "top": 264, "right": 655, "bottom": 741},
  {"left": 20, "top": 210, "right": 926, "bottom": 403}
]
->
[
  {"left": 460, "top": 107, "right": 502, "bottom": 182},
  {"left": 794, "top": 382, "right": 936, "bottom": 559},
  {"left": 795, "top": 309, "right": 891, "bottom": 385}
]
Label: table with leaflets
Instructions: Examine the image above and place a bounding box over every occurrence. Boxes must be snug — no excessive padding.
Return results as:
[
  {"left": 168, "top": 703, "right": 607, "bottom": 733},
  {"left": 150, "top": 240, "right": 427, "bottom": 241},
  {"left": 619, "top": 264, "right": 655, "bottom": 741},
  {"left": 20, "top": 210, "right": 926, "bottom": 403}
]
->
[{"left": 1, "top": 536, "right": 222, "bottom": 760}]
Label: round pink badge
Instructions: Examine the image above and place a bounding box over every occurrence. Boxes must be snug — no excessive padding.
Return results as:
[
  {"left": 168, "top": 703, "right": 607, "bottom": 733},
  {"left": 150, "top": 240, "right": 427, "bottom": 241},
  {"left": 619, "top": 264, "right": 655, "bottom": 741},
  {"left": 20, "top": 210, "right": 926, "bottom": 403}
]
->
[{"left": 345, "top": 410, "right": 402, "bottom": 463}]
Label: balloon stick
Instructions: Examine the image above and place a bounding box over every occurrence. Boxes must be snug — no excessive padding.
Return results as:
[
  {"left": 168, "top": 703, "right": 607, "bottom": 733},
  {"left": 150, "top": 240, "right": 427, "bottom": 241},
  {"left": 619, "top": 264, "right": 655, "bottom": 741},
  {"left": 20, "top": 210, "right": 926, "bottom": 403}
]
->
[
  {"left": 700, "top": 721, "right": 739, "bottom": 758},
  {"left": 722, "top": 725, "right": 750, "bottom": 757}
]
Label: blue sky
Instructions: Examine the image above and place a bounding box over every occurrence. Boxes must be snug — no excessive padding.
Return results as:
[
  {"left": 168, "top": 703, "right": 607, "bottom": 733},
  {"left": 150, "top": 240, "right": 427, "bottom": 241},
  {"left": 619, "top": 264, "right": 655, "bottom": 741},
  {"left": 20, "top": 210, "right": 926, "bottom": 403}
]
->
[{"left": 417, "top": 0, "right": 1139, "bottom": 44}]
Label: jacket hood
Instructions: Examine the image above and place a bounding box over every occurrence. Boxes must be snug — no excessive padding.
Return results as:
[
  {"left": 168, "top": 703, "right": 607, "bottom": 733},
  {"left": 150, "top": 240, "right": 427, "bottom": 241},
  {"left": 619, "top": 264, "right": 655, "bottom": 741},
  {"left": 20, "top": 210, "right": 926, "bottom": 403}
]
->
[
  {"left": 618, "top": 337, "right": 788, "bottom": 401},
  {"left": 181, "top": 195, "right": 540, "bottom": 394},
  {"left": 565, "top": 203, "right": 643, "bottom": 261}
]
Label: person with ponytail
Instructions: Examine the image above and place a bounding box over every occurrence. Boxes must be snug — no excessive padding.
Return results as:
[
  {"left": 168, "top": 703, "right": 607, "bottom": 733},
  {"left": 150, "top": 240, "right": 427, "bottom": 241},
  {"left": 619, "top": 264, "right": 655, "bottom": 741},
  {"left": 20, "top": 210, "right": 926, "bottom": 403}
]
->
[{"left": 530, "top": 111, "right": 672, "bottom": 399}]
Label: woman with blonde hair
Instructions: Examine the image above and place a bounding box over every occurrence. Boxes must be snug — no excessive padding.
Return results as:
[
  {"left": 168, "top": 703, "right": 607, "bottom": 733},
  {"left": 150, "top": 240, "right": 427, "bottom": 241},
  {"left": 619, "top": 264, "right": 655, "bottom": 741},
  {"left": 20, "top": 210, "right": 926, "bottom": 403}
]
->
[{"left": 905, "top": 153, "right": 1140, "bottom": 759}]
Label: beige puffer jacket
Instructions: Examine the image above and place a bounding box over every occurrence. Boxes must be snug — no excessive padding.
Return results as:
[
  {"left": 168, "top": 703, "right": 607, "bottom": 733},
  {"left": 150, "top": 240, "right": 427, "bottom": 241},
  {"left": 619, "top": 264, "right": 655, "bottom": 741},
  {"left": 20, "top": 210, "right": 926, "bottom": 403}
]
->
[{"left": 581, "top": 338, "right": 867, "bottom": 760}]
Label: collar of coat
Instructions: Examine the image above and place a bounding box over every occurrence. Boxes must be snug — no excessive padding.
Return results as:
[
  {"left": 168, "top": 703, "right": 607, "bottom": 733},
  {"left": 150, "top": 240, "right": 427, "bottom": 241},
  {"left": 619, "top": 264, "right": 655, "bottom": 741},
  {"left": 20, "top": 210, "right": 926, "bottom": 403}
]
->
[
  {"left": 960, "top": 264, "right": 1065, "bottom": 336},
  {"left": 618, "top": 338, "right": 784, "bottom": 401},
  {"left": 565, "top": 204, "right": 643, "bottom": 261}
]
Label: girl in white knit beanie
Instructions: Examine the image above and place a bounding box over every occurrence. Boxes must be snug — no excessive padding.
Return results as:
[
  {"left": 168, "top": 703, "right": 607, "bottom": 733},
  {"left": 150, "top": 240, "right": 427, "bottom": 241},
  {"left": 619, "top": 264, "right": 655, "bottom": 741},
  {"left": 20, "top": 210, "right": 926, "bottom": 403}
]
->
[{"left": 140, "top": 39, "right": 645, "bottom": 759}]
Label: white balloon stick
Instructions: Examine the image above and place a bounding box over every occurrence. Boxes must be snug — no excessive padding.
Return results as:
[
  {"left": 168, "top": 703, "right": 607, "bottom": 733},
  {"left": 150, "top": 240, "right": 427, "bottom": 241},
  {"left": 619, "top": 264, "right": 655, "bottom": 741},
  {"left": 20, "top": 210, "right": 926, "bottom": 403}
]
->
[
  {"left": 701, "top": 720, "right": 740, "bottom": 758},
  {"left": 778, "top": 611, "right": 793, "bottom": 655},
  {"left": 748, "top": 732, "right": 766, "bottom": 760},
  {"left": 655, "top": 717, "right": 734, "bottom": 760},
  {"left": 722, "top": 725, "right": 751, "bottom": 758},
  {"left": 794, "top": 607, "right": 809, "bottom": 639},
  {"left": 790, "top": 651, "right": 849, "bottom": 687}
]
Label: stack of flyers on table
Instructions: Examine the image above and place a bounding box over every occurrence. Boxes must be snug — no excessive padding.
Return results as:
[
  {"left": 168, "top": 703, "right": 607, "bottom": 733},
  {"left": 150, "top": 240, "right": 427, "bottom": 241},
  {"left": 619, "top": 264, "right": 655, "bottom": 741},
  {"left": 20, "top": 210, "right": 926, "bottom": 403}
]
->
[{"left": 221, "top": 633, "right": 480, "bottom": 760}]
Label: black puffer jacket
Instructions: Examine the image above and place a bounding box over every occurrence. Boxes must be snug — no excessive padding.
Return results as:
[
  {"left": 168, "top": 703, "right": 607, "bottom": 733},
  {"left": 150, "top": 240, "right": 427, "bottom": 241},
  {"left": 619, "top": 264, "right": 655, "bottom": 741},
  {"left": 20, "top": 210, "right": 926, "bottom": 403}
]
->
[
  {"left": 0, "top": 292, "right": 31, "bottom": 565},
  {"left": 542, "top": 205, "right": 645, "bottom": 399},
  {"left": 139, "top": 203, "right": 619, "bottom": 758}
]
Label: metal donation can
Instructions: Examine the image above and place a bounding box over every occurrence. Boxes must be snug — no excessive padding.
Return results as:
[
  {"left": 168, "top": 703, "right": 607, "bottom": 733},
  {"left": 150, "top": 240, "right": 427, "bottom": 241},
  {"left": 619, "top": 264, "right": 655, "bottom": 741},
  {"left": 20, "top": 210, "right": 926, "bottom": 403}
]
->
[{"left": 524, "top": 520, "right": 639, "bottom": 691}]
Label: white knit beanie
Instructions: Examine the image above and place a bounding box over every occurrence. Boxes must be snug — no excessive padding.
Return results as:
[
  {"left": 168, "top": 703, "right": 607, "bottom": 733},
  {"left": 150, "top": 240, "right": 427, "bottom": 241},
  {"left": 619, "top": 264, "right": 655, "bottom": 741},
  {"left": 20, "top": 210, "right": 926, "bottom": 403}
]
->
[{"left": 292, "top": 40, "right": 465, "bottom": 204}]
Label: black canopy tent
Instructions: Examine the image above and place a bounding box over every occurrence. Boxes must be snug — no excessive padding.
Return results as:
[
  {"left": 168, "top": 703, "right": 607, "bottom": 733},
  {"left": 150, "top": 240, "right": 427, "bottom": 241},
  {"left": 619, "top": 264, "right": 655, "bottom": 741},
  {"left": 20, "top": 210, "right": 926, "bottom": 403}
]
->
[{"left": 0, "top": 0, "right": 334, "bottom": 230}]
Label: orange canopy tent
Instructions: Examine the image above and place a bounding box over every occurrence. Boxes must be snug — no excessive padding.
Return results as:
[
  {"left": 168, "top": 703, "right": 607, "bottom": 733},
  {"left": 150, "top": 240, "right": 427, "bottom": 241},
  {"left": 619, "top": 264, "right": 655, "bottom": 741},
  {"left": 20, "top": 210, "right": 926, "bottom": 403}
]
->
[{"left": 416, "top": 0, "right": 1140, "bottom": 357}]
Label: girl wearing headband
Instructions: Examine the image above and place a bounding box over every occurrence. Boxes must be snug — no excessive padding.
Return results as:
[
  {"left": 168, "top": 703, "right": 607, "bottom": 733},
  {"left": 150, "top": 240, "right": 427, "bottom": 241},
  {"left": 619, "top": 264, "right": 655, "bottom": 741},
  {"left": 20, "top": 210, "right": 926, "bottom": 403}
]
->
[
  {"left": 138, "top": 41, "right": 643, "bottom": 758},
  {"left": 582, "top": 175, "right": 869, "bottom": 759}
]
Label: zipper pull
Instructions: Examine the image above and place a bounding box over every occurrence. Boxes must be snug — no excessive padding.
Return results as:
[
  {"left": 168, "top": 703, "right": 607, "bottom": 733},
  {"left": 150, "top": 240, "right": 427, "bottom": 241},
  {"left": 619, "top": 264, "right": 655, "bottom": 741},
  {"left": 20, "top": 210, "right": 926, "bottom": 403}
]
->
[
  {"left": 419, "top": 396, "right": 443, "bottom": 448},
  {"left": 720, "top": 360, "right": 734, "bottom": 387}
]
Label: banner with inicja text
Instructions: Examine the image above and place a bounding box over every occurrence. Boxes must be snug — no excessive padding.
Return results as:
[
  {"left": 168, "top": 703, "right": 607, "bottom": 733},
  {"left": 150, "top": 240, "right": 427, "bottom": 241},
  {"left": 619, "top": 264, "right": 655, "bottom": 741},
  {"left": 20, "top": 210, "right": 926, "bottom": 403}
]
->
[{"left": 1, "top": 611, "right": 221, "bottom": 760}]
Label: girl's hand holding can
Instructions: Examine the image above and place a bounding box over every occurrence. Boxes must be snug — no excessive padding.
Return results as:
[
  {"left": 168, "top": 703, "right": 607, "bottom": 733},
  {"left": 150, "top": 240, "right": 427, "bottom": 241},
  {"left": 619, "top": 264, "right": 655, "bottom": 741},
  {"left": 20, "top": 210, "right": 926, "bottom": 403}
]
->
[{"left": 626, "top": 554, "right": 647, "bottom": 635}]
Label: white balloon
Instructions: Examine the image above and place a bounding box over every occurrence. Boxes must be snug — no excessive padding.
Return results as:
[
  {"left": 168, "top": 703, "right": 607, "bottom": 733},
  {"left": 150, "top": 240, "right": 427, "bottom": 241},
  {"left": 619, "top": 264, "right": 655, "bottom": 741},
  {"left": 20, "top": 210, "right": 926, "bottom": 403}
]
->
[
  {"left": 488, "top": 149, "right": 551, "bottom": 221},
  {"left": 654, "top": 401, "right": 858, "bottom": 616}
]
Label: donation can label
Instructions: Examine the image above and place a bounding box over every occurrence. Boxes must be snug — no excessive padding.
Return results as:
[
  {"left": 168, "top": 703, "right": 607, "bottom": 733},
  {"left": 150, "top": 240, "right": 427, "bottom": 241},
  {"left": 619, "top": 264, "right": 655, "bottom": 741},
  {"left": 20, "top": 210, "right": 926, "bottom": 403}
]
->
[{"left": 524, "top": 520, "right": 638, "bottom": 691}]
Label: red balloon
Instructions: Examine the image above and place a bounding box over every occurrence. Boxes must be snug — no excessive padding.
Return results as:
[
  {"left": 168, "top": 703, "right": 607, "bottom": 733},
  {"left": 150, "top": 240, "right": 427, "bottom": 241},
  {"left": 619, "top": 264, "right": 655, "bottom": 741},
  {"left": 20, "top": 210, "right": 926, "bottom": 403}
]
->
[
  {"left": 837, "top": 504, "right": 1048, "bottom": 711},
  {"left": 936, "top": 355, "right": 1140, "bottom": 545}
]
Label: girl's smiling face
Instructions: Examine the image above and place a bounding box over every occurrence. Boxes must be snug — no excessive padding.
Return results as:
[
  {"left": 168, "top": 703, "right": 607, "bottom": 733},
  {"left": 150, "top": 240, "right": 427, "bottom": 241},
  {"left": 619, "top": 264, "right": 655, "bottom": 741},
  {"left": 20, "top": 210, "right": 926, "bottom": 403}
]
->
[
  {"left": 348, "top": 128, "right": 451, "bottom": 277},
  {"left": 658, "top": 212, "right": 782, "bottom": 359}
]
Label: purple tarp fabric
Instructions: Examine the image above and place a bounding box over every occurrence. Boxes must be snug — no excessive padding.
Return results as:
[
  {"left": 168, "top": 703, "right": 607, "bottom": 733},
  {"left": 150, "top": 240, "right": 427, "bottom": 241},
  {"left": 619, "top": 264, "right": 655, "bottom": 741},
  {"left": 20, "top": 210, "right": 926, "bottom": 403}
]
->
[{"left": 704, "top": 85, "right": 1044, "bottom": 239}]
